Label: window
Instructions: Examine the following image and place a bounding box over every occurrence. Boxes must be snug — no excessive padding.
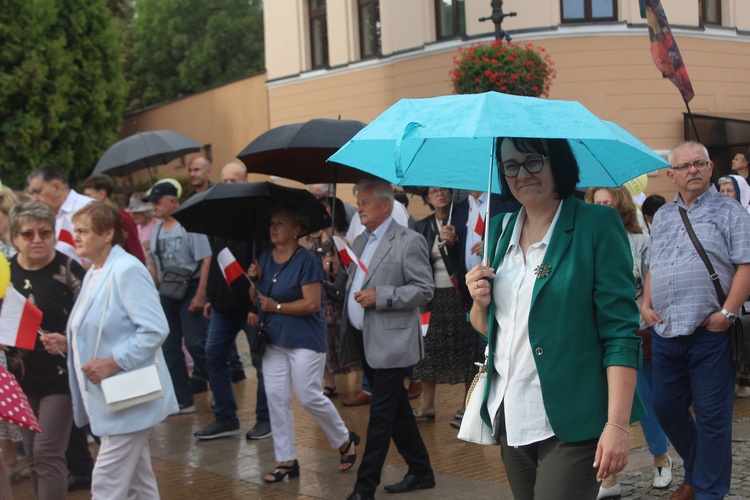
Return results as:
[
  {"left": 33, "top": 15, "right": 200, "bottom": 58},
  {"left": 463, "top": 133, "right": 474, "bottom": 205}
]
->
[
  {"left": 310, "top": 0, "right": 328, "bottom": 68},
  {"left": 699, "top": 0, "right": 721, "bottom": 25},
  {"left": 561, "top": 0, "right": 617, "bottom": 23},
  {"left": 435, "top": 0, "right": 465, "bottom": 39},
  {"left": 358, "top": 0, "right": 381, "bottom": 58}
]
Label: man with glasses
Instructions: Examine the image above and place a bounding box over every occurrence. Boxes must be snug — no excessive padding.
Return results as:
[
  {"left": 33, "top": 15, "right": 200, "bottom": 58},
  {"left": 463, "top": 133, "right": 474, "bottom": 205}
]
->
[{"left": 641, "top": 141, "right": 750, "bottom": 500}]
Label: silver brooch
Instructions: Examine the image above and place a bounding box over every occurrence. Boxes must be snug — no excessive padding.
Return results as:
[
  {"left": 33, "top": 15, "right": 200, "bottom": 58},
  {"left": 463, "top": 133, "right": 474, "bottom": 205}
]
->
[{"left": 534, "top": 263, "right": 551, "bottom": 279}]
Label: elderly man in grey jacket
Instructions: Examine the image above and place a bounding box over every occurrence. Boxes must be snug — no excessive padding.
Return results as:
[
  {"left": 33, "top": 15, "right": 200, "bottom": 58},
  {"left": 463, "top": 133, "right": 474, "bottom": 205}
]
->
[{"left": 331, "top": 178, "right": 435, "bottom": 500}]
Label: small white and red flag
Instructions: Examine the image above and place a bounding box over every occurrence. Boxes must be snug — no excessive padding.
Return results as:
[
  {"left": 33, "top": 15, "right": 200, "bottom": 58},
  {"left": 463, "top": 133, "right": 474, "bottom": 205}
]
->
[
  {"left": 56, "top": 217, "right": 83, "bottom": 264},
  {"left": 217, "top": 248, "right": 245, "bottom": 288},
  {"left": 467, "top": 198, "right": 485, "bottom": 237},
  {"left": 0, "top": 287, "right": 43, "bottom": 350},
  {"left": 333, "top": 236, "right": 368, "bottom": 275},
  {"left": 420, "top": 312, "right": 431, "bottom": 337}
]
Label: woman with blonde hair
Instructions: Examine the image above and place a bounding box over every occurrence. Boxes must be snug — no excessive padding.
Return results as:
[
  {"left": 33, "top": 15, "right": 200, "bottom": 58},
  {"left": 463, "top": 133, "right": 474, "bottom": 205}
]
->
[{"left": 586, "top": 186, "right": 672, "bottom": 499}]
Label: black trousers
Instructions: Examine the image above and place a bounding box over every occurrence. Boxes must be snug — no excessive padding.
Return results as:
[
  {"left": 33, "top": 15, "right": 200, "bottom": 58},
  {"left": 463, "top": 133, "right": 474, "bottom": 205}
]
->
[{"left": 353, "top": 338, "right": 432, "bottom": 496}]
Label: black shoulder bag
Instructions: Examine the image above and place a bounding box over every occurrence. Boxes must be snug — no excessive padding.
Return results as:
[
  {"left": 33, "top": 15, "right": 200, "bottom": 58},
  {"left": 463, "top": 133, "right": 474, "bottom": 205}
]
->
[
  {"left": 679, "top": 207, "right": 750, "bottom": 363},
  {"left": 251, "top": 247, "right": 302, "bottom": 356},
  {"left": 153, "top": 224, "right": 198, "bottom": 300}
]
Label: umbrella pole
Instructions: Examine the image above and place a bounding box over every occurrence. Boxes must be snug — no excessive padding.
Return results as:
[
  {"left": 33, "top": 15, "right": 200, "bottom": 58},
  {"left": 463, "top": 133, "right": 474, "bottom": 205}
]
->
[
  {"left": 328, "top": 169, "right": 339, "bottom": 274},
  {"left": 481, "top": 140, "right": 495, "bottom": 267}
]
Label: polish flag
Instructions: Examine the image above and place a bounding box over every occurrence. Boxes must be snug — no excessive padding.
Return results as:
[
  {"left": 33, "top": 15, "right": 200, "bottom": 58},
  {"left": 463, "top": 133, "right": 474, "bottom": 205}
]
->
[
  {"left": 56, "top": 217, "right": 83, "bottom": 264},
  {"left": 0, "top": 287, "right": 43, "bottom": 350},
  {"left": 467, "top": 201, "right": 485, "bottom": 237},
  {"left": 217, "top": 248, "right": 245, "bottom": 288},
  {"left": 333, "top": 236, "right": 368, "bottom": 275},
  {"left": 420, "top": 312, "right": 431, "bottom": 337}
]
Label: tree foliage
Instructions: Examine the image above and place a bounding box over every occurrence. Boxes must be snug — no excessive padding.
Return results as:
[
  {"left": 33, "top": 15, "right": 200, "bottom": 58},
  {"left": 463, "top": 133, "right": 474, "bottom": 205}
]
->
[
  {"left": 0, "top": 0, "right": 127, "bottom": 188},
  {"left": 127, "top": 0, "right": 265, "bottom": 110}
]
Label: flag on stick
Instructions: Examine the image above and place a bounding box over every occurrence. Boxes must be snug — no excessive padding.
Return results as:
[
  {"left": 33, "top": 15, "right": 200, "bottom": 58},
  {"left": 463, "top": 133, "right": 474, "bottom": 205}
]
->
[
  {"left": 333, "top": 236, "right": 368, "bottom": 275},
  {"left": 644, "top": 0, "right": 694, "bottom": 102},
  {"left": 420, "top": 312, "right": 431, "bottom": 337},
  {"left": 0, "top": 287, "right": 43, "bottom": 350},
  {"left": 217, "top": 248, "right": 245, "bottom": 288}
]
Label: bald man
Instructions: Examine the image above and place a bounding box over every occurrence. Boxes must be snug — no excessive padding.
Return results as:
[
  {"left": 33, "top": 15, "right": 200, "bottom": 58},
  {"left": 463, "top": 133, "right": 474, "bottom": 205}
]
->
[{"left": 196, "top": 162, "right": 272, "bottom": 440}]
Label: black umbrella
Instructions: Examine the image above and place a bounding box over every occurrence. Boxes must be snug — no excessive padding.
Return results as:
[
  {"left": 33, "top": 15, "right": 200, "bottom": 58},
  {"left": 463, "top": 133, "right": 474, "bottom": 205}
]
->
[
  {"left": 171, "top": 182, "right": 332, "bottom": 241},
  {"left": 237, "top": 118, "right": 366, "bottom": 184},
  {"left": 93, "top": 130, "right": 203, "bottom": 177}
]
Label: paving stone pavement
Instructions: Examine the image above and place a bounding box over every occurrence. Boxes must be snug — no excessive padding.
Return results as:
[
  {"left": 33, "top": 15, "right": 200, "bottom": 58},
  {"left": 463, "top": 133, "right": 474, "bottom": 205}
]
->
[{"left": 10, "top": 352, "right": 750, "bottom": 499}]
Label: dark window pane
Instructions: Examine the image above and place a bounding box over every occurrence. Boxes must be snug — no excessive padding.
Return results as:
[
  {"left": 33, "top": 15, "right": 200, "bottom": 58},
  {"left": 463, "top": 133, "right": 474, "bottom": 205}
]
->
[
  {"left": 562, "top": 0, "right": 616, "bottom": 22},
  {"left": 703, "top": 0, "right": 721, "bottom": 24},
  {"left": 359, "top": 0, "right": 380, "bottom": 58},
  {"left": 436, "top": 0, "right": 465, "bottom": 38},
  {"left": 310, "top": 0, "right": 328, "bottom": 68}
]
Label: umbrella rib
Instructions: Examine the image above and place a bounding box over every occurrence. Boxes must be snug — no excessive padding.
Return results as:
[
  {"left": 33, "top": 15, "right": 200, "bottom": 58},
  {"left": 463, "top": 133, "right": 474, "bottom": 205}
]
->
[{"left": 572, "top": 139, "right": 620, "bottom": 187}]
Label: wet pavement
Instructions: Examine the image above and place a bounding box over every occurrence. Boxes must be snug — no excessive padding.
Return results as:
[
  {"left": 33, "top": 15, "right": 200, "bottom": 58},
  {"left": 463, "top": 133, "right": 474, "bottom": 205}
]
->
[{"left": 11, "top": 347, "right": 750, "bottom": 499}]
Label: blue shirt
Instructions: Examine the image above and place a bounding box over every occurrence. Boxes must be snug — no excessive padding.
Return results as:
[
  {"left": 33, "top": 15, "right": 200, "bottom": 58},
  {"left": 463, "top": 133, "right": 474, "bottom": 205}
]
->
[
  {"left": 649, "top": 186, "right": 750, "bottom": 338},
  {"left": 257, "top": 248, "right": 326, "bottom": 352}
]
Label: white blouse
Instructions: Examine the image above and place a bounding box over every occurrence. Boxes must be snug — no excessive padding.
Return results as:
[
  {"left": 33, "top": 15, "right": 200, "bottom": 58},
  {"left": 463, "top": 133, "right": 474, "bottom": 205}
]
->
[
  {"left": 69, "top": 267, "right": 103, "bottom": 415},
  {"left": 487, "top": 204, "right": 562, "bottom": 447}
]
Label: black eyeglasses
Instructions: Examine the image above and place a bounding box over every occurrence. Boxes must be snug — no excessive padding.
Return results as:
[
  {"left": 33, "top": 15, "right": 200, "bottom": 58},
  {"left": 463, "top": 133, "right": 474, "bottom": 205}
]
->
[
  {"left": 18, "top": 229, "right": 54, "bottom": 241},
  {"left": 498, "top": 155, "right": 548, "bottom": 178},
  {"left": 670, "top": 160, "right": 710, "bottom": 172}
]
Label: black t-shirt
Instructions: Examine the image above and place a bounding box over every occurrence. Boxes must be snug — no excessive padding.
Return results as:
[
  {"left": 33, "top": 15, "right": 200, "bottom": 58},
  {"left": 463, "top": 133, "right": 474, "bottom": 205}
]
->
[{"left": 8, "top": 251, "right": 84, "bottom": 396}]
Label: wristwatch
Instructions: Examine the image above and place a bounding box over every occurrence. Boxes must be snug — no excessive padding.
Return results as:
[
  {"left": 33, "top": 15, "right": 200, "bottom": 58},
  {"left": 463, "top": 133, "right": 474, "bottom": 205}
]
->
[
  {"left": 721, "top": 308, "right": 738, "bottom": 324},
  {"left": 276, "top": 302, "right": 282, "bottom": 312}
]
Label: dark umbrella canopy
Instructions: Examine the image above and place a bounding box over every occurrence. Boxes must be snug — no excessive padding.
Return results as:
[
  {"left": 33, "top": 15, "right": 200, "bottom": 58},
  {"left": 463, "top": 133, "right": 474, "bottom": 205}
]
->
[
  {"left": 93, "top": 130, "right": 203, "bottom": 177},
  {"left": 172, "top": 182, "right": 332, "bottom": 241},
  {"left": 237, "top": 118, "right": 367, "bottom": 184}
]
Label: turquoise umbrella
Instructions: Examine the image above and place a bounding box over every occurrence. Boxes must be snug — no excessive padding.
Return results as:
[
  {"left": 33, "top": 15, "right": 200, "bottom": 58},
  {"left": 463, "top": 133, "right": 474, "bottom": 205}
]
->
[{"left": 328, "top": 92, "right": 668, "bottom": 193}]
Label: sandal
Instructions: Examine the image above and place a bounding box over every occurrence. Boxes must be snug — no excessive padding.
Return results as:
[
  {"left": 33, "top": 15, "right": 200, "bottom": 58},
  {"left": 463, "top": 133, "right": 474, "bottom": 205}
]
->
[
  {"left": 323, "top": 386, "right": 338, "bottom": 398},
  {"left": 264, "top": 459, "right": 300, "bottom": 483},
  {"left": 338, "top": 431, "right": 360, "bottom": 472},
  {"left": 413, "top": 408, "right": 436, "bottom": 421}
]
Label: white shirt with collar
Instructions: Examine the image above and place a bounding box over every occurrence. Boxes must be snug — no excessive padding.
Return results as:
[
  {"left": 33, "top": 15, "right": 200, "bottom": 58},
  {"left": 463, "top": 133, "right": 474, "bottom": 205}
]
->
[
  {"left": 345, "top": 200, "right": 409, "bottom": 244},
  {"left": 487, "top": 203, "right": 562, "bottom": 447},
  {"left": 346, "top": 216, "right": 394, "bottom": 330}
]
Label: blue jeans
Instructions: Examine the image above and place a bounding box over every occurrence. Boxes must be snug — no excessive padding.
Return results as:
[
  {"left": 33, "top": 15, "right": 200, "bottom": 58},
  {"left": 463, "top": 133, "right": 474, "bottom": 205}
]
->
[
  {"left": 205, "top": 309, "right": 268, "bottom": 423},
  {"left": 635, "top": 361, "right": 669, "bottom": 457},
  {"left": 161, "top": 279, "right": 209, "bottom": 407},
  {"left": 652, "top": 327, "right": 735, "bottom": 499}
]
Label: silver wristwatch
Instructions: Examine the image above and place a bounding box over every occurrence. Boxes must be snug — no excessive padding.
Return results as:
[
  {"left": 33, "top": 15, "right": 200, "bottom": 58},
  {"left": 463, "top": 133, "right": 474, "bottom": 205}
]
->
[
  {"left": 276, "top": 303, "right": 282, "bottom": 312},
  {"left": 721, "top": 308, "right": 738, "bottom": 324}
]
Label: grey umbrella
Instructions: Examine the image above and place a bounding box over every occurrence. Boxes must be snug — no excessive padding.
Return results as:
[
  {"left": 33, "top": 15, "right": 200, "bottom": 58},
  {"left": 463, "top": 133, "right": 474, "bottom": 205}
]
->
[{"left": 93, "top": 130, "right": 203, "bottom": 177}]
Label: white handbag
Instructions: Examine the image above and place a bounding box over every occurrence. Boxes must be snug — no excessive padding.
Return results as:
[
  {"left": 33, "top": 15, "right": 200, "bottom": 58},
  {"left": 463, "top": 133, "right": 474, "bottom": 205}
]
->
[
  {"left": 94, "top": 279, "right": 164, "bottom": 413},
  {"left": 457, "top": 357, "right": 495, "bottom": 445}
]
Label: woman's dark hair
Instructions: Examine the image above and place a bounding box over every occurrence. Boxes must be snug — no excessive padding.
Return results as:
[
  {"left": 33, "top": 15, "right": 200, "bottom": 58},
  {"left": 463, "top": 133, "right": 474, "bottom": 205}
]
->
[
  {"left": 324, "top": 197, "right": 349, "bottom": 234},
  {"left": 641, "top": 194, "right": 666, "bottom": 218},
  {"left": 72, "top": 201, "right": 126, "bottom": 246},
  {"left": 495, "top": 137, "right": 580, "bottom": 201}
]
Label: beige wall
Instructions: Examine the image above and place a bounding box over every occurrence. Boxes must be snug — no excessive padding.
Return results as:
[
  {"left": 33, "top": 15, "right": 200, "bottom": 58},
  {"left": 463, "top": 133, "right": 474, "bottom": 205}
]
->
[{"left": 118, "top": 73, "right": 269, "bottom": 188}]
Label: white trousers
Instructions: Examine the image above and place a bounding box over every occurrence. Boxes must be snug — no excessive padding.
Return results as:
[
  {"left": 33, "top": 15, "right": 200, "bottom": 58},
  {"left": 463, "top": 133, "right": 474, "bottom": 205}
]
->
[
  {"left": 92, "top": 427, "right": 160, "bottom": 500},
  {"left": 264, "top": 345, "right": 349, "bottom": 462}
]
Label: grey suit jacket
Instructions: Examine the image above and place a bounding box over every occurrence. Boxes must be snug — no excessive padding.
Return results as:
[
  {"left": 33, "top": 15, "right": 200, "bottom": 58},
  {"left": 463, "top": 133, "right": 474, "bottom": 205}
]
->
[{"left": 339, "top": 219, "right": 434, "bottom": 369}]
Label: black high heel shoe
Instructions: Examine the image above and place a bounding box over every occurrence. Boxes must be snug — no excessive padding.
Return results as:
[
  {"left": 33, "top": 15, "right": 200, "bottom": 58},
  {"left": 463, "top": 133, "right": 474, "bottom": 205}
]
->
[
  {"left": 264, "top": 459, "right": 300, "bottom": 483},
  {"left": 339, "top": 431, "right": 360, "bottom": 472}
]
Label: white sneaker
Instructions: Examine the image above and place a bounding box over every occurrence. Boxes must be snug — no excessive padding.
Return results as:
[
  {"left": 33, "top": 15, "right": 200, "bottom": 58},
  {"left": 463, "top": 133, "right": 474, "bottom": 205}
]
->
[
  {"left": 737, "top": 386, "right": 750, "bottom": 398},
  {"left": 652, "top": 455, "right": 673, "bottom": 489},
  {"left": 597, "top": 483, "right": 621, "bottom": 500}
]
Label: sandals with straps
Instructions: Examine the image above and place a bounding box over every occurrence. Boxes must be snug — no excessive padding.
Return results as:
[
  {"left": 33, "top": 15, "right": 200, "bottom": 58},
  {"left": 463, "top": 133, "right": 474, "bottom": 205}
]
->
[{"left": 338, "top": 431, "right": 360, "bottom": 472}]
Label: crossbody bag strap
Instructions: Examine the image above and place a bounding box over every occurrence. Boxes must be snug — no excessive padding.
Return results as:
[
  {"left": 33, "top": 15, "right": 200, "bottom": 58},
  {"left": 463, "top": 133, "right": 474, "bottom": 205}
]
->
[
  {"left": 678, "top": 207, "right": 727, "bottom": 304},
  {"left": 154, "top": 223, "right": 199, "bottom": 277}
]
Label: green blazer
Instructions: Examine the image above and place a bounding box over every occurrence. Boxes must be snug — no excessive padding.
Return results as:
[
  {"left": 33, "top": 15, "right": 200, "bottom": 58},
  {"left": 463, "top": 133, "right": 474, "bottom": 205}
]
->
[{"left": 480, "top": 196, "right": 646, "bottom": 442}]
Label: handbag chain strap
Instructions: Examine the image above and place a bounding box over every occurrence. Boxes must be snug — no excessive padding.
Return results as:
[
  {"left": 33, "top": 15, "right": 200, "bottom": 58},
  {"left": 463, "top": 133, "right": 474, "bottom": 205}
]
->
[{"left": 678, "top": 207, "right": 727, "bottom": 305}]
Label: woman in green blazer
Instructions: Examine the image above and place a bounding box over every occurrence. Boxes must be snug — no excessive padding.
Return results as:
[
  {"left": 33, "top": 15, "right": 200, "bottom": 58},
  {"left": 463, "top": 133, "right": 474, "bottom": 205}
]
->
[{"left": 466, "top": 137, "right": 645, "bottom": 500}]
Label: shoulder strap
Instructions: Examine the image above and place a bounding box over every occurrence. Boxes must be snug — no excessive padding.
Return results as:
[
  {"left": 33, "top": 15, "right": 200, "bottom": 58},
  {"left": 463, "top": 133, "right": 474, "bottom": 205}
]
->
[{"left": 678, "top": 207, "right": 726, "bottom": 304}]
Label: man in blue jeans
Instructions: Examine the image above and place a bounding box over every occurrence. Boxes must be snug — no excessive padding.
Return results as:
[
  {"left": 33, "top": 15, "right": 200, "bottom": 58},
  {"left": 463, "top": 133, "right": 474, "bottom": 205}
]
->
[
  {"left": 145, "top": 181, "right": 212, "bottom": 414},
  {"left": 642, "top": 141, "right": 750, "bottom": 500},
  {"left": 194, "top": 162, "right": 271, "bottom": 440}
]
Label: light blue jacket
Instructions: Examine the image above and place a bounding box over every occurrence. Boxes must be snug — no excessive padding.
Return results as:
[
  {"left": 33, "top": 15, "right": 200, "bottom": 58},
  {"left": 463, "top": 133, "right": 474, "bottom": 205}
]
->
[{"left": 67, "top": 245, "right": 178, "bottom": 436}]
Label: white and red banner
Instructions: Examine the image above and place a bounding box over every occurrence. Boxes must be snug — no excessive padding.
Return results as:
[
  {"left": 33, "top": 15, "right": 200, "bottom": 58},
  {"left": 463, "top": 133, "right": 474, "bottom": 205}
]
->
[
  {"left": 333, "top": 236, "right": 368, "bottom": 275},
  {"left": 420, "top": 311, "right": 431, "bottom": 337},
  {"left": 217, "top": 248, "right": 245, "bottom": 287},
  {"left": 467, "top": 197, "right": 485, "bottom": 237},
  {"left": 0, "top": 287, "right": 43, "bottom": 350}
]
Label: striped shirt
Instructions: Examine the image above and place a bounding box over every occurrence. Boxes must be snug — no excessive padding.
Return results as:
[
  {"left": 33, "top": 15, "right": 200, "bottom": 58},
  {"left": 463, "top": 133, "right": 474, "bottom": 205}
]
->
[{"left": 649, "top": 186, "right": 750, "bottom": 338}]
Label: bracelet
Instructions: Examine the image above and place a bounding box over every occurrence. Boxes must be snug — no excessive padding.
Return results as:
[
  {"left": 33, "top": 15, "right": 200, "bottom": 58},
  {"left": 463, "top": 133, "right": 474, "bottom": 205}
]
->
[{"left": 604, "top": 422, "right": 630, "bottom": 435}]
